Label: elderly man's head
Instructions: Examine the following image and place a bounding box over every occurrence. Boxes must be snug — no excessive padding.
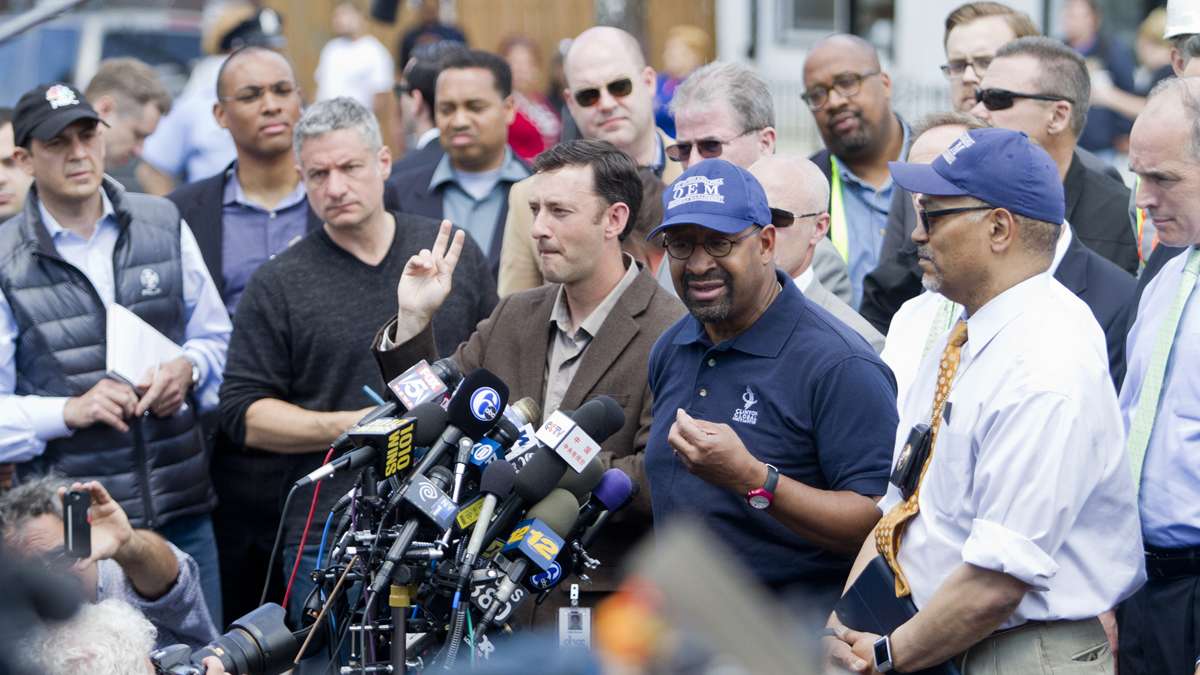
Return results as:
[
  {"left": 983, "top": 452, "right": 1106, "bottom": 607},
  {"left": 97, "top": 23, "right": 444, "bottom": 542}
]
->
[
  {"left": 563, "top": 27, "right": 657, "bottom": 158},
  {"left": 748, "top": 156, "right": 828, "bottom": 278},
  {"left": 1130, "top": 77, "right": 1200, "bottom": 248},
  {"left": 27, "top": 599, "right": 158, "bottom": 675},
  {"left": 669, "top": 61, "right": 776, "bottom": 170},
  {"left": 0, "top": 477, "right": 99, "bottom": 601},
  {"left": 802, "top": 34, "right": 895, "bottom": 161}
]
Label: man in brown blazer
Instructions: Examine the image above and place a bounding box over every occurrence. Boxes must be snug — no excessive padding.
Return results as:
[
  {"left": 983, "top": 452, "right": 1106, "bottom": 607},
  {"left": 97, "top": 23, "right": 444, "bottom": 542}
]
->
[
  {"left": 371, "top": 139, "right": 684, "bottom": 624},
  {"left": 496, "top": 26, "right": 684, "bottom": 296}
]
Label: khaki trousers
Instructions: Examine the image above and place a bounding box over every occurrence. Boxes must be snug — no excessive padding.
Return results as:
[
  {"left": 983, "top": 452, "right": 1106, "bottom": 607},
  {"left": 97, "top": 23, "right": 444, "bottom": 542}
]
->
[{"left": 960, "top": 618, "right": 1112, "bottom": 675}]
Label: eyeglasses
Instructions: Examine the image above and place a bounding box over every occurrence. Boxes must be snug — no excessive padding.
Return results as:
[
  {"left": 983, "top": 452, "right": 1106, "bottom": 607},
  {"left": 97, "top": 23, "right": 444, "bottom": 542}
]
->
[
  {"left": 974, "top": 87, "right": 1073, "bottom": 111},
  {"left": 572, "top": 78, "right": 634, "bottom": 107},
  {"left": 918, "top": 205, "right": 994, "bottom": 232},
  {"left": 663, "top": 227, "right": 760, "bottom": 260},
  {"left": 939, "top": 56, "right": 993, "bottom": 79},
  {"left": 801, "top": 71, "right": 881, "bottom": 111},
  {"left": 769, "top": 207, "right": 823, "bottom": 228},
  {"left": 220, "top": 81, "right": 299, "bottom": 105},
  {"left": 665, "top": 129, "right": 761, "bottom": 163}
]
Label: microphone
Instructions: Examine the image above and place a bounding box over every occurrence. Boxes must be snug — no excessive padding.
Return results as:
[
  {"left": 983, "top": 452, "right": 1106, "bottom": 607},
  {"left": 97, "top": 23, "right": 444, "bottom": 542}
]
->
[
  {"left": 293, "top": 446, "right": 375, "bottom": 488},
  {"left": 578, "top": 470, "right": 636, "bottom": 549},
  {"left": 537, "top": 396, "right": 626, "bottom": 471},
  {"left": 556, "top": 458, "right": 604, "bottom": 504},
  {"left": 369, "top": 464, "right": 456, "bottom": 598},
  {"left": 330, "top": 401, "right": 397, "bottom": 451},
  {"left": 479, "top": 447, "right": 569, "bottom": 549},
  {"left": 410, "top": 369, "right": 509, "bottom": 480},
  {"left": 478, "top": 488, "right": 580, "bottom": 635},
  {"left": 456, "top": 461, "right": 517, "bottom": 588},
  {"left": 485, "top": 397, "right": 541, "bottom": 450},
  {"left": 386, "top": 357, "right": 464, "bottom": 410}
]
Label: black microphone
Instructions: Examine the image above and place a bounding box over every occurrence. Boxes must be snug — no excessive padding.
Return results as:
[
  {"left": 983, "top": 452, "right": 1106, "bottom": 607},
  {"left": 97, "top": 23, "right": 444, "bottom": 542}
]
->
[
  {"left": 556, "top": 458, "right": 604, "bottom": 504},
  {"left": 456, "top": 461, "right": 517, "bottom": 586},
  {"left": 568, "top": 395, "right": 626, "bottom": 447},
  {"left": 485, "top": 397, "right": 541, "bottom": 450},
  {"left": 293, "top": 446, "right": 375, "bottom": 488},
  {"left": 479, "top": 447, "right": 569, "bottom": 548},
  {"left": 330, "top": 401, "right": 397, "bottom": 451},
  {"left": 369, "top": 465, "right": 456, "bottom": 599},
  {"left": 411, "top": 369, "right": 509, "bottom": 481}
]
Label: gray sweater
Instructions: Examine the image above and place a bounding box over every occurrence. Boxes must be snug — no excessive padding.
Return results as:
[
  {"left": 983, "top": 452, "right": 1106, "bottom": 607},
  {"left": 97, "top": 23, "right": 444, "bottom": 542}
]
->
[
  {"left": 98, "top": 542, "right": 218, "bottom": 649},
  {"left": 218, "top": 214, "right": 496, "bottom": 544}
]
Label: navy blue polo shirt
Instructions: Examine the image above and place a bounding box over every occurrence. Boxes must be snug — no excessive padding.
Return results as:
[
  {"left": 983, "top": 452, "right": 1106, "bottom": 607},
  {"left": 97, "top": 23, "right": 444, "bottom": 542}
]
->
[{"left": 646, "top": 268, "right": 898, "bottom": 589}]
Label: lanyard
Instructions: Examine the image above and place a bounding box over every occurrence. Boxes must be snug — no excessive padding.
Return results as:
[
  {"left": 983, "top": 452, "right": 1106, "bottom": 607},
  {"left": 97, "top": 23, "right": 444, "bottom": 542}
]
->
[
  {"left": 920, "top": 297, "right": 962, "bottom": 362},
  {"left": 828, "top": 155, "right": 850, "bottom": 263}
]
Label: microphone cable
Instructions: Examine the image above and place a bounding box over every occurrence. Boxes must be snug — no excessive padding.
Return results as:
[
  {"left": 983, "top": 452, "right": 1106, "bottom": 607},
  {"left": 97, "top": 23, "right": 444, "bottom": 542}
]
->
[{"left": 260, "top": 444, "right": 335, "bottom": 607}]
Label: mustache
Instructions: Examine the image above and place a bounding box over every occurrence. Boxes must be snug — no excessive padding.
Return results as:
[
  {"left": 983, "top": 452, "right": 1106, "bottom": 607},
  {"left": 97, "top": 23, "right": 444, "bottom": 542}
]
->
[
  {"left": 916, "top": 245, "right": 934, "bottom": 260},
  {"left": 682, "top": 268, "right": 731, "bottom": 285}
]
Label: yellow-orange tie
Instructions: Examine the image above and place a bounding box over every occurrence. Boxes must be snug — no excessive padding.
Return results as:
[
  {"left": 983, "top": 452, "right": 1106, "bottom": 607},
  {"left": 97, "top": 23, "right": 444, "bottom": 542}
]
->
[{"left": 875, "top": 319, "right": 969, "bottom": 597}]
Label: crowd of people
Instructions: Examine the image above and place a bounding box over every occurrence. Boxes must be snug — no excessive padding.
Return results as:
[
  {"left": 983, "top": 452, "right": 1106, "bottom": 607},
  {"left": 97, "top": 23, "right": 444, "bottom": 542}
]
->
[{"left": 1, "top": 0, "right": 1200, "bottom": 673}]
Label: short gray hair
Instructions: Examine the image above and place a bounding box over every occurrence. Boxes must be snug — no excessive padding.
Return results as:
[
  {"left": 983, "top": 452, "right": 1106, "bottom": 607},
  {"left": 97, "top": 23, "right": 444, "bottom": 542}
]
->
[
  {"left": 1145, "top": 76, "right": 1200, "bottom": 161},
  {"left": 293, "top": 96, "right": 382, "bottom": 159},
  {"left": 0, "top": 476, "right": 66, "bottom": 545},
  {"left": 670, "top": 61, "right": 775, "bottom": 132},
  {"left": 995, "top": 36, "right": 1090, "bottom": 137},
  {"left": 27, "top": 599, "right": 157, "bottom": 675},
  {"left": 912, "top": 110, "right": 989, "bottom": 139}
]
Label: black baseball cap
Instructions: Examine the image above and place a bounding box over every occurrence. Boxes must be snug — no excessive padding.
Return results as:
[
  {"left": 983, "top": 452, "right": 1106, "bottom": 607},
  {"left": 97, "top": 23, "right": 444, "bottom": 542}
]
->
[{"left": 12, "top": 83, "right": 107, "bottom": 147}]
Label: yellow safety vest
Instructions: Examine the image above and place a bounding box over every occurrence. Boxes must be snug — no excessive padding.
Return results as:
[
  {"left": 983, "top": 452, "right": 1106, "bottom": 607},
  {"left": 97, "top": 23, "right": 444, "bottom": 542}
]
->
[{"left": 828, "top": 155, "right": 850, "bottom": 263}]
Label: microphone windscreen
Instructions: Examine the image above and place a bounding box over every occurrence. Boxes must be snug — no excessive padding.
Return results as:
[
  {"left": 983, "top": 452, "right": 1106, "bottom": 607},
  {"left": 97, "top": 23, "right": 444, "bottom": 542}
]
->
[
  {"left": 524, "top": 488, "right": 580, "bottom": 536},
  {"left": 569, "top": 395, "right": 626, "bottom": 445},
  {"left": 427, "top": 465, "right": 454, "bottom": 492},
  {"left": 513, "top": 448, "right": 568, "bottom": 503},
  {"left": 592, "top": 469, "right": 634, "bottom": 510},
  {"left": 446, "top": 369, "right": 510, "bottom": 440},
  {"left": 431, "top": 357, "right": 463, "bottom": 389},
  {"left": 557, "top": 458, "right": 604, "bottom": 504},
  {"left": 406, "top": 401, "right": 450, "bottom": 448},
  {"left": 479, "top": 460, "right": 517, "bottom": 497}
]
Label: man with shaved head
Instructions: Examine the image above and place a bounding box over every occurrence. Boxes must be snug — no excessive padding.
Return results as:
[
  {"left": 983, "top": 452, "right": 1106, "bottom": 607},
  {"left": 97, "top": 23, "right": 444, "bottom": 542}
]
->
[
  {"left": 497, "top": 26, "right": 684, "bottom": 295},
  {"left": 804, "top": 34, "right": 909, "bottom": 309},
  {"left": 749, "top": 155, "right": 883, "bottom": 352}
]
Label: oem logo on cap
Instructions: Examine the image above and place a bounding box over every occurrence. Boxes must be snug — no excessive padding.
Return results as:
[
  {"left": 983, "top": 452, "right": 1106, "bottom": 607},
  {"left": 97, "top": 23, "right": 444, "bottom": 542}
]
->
[
  {"left": 668, "top": 175, "right": 725, "bottom": 209},
  {"left": 470, "top": 387, "right": 501, "bottom": 422},
  {"left": 45, "top": 84, "right": 80, "bottom": 110},
  {"left": 940, "top": 133, "right": 976, "bottom": 165}
]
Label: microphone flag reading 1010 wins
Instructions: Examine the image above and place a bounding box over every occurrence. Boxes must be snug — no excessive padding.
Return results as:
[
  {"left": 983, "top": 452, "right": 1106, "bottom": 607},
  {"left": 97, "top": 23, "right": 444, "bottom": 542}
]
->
[{"left": 348, "top": 416, "right": 416, "bottom": 480}]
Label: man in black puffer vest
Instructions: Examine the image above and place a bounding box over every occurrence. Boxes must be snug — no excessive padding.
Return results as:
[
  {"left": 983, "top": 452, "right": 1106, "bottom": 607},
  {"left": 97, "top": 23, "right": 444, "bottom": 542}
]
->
[{"left": 0, "top": 83, "right": 231, "bottom": 625}]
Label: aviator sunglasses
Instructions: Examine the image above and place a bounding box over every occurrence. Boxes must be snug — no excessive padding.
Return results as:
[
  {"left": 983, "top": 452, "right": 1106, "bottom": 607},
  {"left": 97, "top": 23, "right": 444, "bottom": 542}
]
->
[{"left": 572, "top": 77, "right": 634, "bottom": 107}]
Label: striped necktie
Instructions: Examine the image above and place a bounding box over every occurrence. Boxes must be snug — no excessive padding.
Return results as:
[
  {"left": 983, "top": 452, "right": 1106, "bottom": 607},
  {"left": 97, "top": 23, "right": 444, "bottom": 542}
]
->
[
  {"left": 876, "top": 319, "right": 969, "bottom": 597},
  {"left": 1127, "top": 247, "right": 1200, "bottom": 493}
]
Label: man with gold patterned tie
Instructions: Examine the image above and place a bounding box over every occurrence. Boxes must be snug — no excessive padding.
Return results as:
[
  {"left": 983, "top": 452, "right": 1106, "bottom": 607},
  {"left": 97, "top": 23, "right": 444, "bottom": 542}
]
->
[
  {"left": 824, "top": 128, "right": 1144, "bottom": 675},
  {"left": 1117, "top": 76, "right": 1200, "bottom": 675}
]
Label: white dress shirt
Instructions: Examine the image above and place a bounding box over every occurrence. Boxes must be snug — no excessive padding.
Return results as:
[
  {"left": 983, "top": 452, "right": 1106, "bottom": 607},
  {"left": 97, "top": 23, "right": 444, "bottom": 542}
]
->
[
  {"left": 0, "top": 192, "right": 232, "bottom": 463},
  {"left": 879, "top": 272, "right": 1145, "bottom": 626},
  {"left": 1120, "top": 244, "right": 1200, "bottom": 548},
  {"left": 883, "top": 224, "right": 1074, "bottom": 403}
]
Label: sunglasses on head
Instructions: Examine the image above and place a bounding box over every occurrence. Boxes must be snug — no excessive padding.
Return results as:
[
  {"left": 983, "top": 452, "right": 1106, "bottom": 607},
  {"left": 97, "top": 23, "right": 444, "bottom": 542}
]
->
[
  {"left": 572, "top": 77, "right": 634, "bottom": 107},
  {"left": 974, "top": 87, "right": 1073, "bottom": 111}
]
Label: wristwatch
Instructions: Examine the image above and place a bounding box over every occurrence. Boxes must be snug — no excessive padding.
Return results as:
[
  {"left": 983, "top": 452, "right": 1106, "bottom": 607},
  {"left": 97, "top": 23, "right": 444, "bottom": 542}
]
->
[
  {"left": 745, "top": 463, "right": 779, "bottom": 510},
  {"left": 873, "top": 634, "right": 894, "bottom": 673},
  {"left": 186, "top": 358, "right": 200, "bottom": 390}
]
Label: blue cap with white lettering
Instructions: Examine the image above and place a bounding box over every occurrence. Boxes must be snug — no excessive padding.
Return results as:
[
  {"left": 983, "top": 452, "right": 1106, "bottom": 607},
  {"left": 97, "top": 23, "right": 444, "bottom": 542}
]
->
[
  {"left": 888, "top": 127, "right": 1065, "bottom": 225},
  {"left": 648, "top": 158, "right": 773, "bottom": 239}
]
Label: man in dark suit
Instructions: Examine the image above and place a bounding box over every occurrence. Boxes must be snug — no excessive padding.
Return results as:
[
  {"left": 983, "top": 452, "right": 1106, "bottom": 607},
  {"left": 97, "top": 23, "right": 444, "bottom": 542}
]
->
[
  {"left": 385, "top": 40, "right": 466, "bottom": 185},
  {"left": 383, "top": 49, "right": 529, "bottom": 272},
  {"left": 372, "top": 139, "right": 684, "bottom": 625}
]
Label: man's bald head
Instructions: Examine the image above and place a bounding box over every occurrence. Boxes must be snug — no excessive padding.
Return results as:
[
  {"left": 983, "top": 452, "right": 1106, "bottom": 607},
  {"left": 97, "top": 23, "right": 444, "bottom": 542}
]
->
[
  {"left": 565, "top": 27, "right": 646, "bottom": 73},
  {"left": 562, "top": 26, "right": 658, "bottom": 162},
  {"left": 749, "top": 155, "right": 830, "bottom": 277},
  {"left": 804, "top": 34, "right": 882, "bottom": 76}
]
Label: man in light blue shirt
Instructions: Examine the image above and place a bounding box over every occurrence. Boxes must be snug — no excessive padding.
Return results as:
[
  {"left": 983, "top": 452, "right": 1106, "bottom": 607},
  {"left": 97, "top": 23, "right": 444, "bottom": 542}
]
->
[
  {"left": 803, "top": 34, "right": 910, "bottom": 308},
  {"left": 1117, "top": 76, "right": 1200, "bottom": 675},
  {"left": 0, "top": 83, "right": 230, "bottom": 624}
]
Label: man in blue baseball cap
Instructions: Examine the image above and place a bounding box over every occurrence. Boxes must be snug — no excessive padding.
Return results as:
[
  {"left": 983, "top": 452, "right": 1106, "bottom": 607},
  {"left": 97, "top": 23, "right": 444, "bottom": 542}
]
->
[
  {"left": 644, "top": 157, "right": 898, "bottom": 621},
  {"left": 825, "top": 127, "right": 1143, "bottom": 674}
]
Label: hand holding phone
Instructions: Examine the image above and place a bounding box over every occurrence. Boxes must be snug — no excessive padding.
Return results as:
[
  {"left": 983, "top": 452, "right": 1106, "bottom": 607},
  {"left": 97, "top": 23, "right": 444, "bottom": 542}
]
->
[{"left": 63, "top": 490, "right": 91, "bottom": 559}]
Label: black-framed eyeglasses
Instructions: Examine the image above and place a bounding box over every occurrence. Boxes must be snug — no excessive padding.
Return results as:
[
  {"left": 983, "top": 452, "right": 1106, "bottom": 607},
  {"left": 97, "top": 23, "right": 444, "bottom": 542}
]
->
[
  {"left": 918, "top": 205, "right": 994, "bottom": 232},
  {"left": 572, "top": 77, "right": 634, "bottom": 107},
  {"left": 219, "top": 81, "right": 299, "bottom": 105},
  {"left": 939, "top": 56, "right": 993, "bottom": 79},
  {"left": 663, "top": 227, "right": 761, "bottom": 260},
  {"left": 665, "top": 129, "right": 761, "bottom": 163},
  {"left": 769, "top": 207, "right": 823, "bottom": 228},
  {"left": 974, "top": 87, "right": 1073, "bottom": 111},
  {"left": 801, "top": 71, "right": 881, "bottom": 111}
]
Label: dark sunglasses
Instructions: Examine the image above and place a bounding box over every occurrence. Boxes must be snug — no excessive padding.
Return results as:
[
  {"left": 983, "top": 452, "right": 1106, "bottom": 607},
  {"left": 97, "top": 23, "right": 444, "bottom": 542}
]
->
[
  {"left": 572, "top": 77, "right": 634, "bottom": 107},
  {"left": 769, "top": 207, "right": 823, "bottom": 228},
  {"left": 665, "top": 129, "right": 759, "bottom": 163},
  {"left": 918, "top": 205, "right": 994, "bottom": 232},
  {"left": 974, "top": 87, "right": 1073, "bottom": 111}
]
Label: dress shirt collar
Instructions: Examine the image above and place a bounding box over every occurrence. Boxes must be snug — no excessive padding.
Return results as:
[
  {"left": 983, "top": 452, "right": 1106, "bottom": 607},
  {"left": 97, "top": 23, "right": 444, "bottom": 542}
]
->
[
  {"left": 793, "top": 266, "right": 815, "bottom": 292},
  {"left": 38, "top": 189, "right": 116, "bottom": 241},
  {"left": 672, "top": 268, "right": 800, "bottom": 358},
  {"left": 962, "top": 273, "right": 1051, "bottom": 361},
  {"left": 1050, "top": 222, "right": 1072, "bottom": 275},
  {"left": 549, "top": 253, "right": 640, "bottom": 338},
  {"left": 222, "top": 161, "right": 307, "bottom": 211},
  {"left": 429, "top": 147, "right": 527, "bottom": 193}
]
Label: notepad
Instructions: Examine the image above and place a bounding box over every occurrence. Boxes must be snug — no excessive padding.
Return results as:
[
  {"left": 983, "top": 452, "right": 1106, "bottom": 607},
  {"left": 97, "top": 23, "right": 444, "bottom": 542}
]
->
[{"left": 105, "top": 304, "right": 183, "bottom": 387}]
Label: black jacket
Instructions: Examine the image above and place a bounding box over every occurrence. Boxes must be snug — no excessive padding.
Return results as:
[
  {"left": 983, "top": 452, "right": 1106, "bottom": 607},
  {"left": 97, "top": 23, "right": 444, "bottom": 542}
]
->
[
  {"left": 166, "top": 162, "right": 322, "bottom": 305},
  {"left": 0, "top": 179, "right": 213, "bottom": 528},
  {"left": 859, "top": 148, "right": 1138, "bottom": 333}
]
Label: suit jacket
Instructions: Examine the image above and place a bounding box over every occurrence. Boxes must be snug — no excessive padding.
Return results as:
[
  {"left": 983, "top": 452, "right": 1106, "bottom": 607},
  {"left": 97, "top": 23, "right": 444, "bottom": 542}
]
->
[
  {"left": 166, "top": 162, "right": 322, "bottom": 302},
  {"left": 859, "top": 149, "right": 1137, "bottom": 334},
  {"left": 386, "top": 137, "right": 444, "bottom": 187},
  {"left": 811, "top": 238, "right": 853, "bottom": 305},
  {"left": 1056, "top": 230, "right": 1136, "bottom": 388},
  {"left": 803, "top": 276, "right": 885, "bottom": 353},
  {"left": 382, "top": 146, "right": 528, "bottom": 271},
  {"left": 371, "top": 266, "right": 686, "bottom": 588},
  {"left": 497, "top": 129, "right": 685, "bottom": 296}
]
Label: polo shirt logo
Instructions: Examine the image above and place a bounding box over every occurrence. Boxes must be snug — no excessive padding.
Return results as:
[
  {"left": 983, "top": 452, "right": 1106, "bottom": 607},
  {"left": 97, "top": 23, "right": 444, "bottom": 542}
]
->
[
  {"left": 668, "top": 176, "right": 725, "bottom": 209},
  {"left": 732, "top": 385, "right": 758, "bottom": 425}
]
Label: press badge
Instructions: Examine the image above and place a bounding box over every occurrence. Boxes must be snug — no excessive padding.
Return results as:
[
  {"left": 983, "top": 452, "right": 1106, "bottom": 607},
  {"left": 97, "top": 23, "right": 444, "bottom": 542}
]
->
[{"left": 558, "top": 584, "right": 591, "bottom": 648}]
